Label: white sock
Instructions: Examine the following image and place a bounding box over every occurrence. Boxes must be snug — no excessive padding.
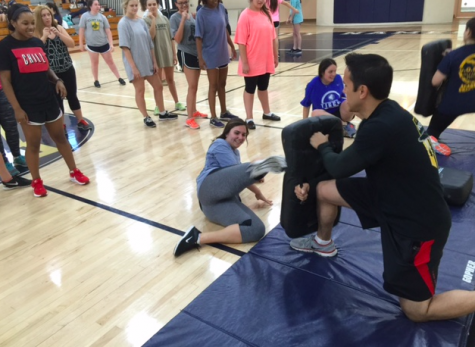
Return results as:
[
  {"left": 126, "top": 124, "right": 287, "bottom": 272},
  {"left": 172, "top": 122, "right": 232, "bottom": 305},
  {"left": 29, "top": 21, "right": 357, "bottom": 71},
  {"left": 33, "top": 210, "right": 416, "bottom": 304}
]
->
[
  {"left": 159, "top": 111, "right": 166, "bottom": 116},
  {"left": 246, "top": 119, "right": 253, "bottom": 123},
  {"left": 197, "top": 235, "right": 201, "bottom": 244},
  {"left": 264, "top": 112, "right": 272, "bottom": 116},
  {"left": 314, "top": 235, "right": 331, "bottom": 245}
]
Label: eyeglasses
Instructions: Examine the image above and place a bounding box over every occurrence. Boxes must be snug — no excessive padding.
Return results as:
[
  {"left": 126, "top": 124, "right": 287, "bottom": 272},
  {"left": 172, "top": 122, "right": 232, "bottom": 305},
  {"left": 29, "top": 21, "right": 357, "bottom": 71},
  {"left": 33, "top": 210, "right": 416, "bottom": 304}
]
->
[{"left": 176, "top": 1, "right": 188, "bottom": 5}]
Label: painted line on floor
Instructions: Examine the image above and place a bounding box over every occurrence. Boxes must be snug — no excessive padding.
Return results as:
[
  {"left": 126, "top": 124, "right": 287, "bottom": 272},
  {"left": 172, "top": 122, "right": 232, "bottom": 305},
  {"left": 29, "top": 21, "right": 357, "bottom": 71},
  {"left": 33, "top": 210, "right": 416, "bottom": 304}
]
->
[{"left": 45, "top": 185, "right": 246, "bottom": 258}]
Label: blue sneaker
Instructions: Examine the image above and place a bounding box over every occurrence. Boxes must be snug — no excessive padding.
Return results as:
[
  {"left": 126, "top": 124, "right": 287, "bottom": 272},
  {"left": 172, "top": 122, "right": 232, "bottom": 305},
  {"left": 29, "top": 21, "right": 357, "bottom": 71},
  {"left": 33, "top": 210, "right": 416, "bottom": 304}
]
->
[
  {"left": 6, "top": 162, "right": 20, "bottom": 176},
  {"left": 220, "top": 110, "right": 240, "bottom": 121},
  {"left": 343, "top": 122, "right": 357, "bottom": 138},
  {"left": 13, "top": 155, "right": 27, "bottom": 167},
  {"left": 210, "top": 118, "right": 225, "bottom": 128}
]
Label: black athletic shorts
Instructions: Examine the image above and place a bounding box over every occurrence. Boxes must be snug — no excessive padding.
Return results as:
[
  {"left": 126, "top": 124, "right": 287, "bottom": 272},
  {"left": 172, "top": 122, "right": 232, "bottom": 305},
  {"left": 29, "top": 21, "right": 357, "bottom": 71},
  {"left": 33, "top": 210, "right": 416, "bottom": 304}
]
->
[
  {"left": 177, "top": 50, "right": 200, "bottom": 70},
  {"left": 332, "top": 108, "right": 342, "bottom": 119},
  {"left": 273, "top": 21, "right": 280, "bottom": 28},
  {"left": 86, "top": 43, "right": 111, "bottom": 53},
  {"left": 336, "top": 177, "right": 448, "bottom": 302},
  {"left": 27, "top": 103, "right": 62, "bottom": 125}
]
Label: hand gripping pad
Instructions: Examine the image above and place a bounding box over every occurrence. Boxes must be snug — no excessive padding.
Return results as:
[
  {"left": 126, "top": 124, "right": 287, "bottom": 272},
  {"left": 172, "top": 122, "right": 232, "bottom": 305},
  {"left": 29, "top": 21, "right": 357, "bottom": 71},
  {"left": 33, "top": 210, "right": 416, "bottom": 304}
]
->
[{"left": 281, "top": 116, "right": 344, "bottom": 238}]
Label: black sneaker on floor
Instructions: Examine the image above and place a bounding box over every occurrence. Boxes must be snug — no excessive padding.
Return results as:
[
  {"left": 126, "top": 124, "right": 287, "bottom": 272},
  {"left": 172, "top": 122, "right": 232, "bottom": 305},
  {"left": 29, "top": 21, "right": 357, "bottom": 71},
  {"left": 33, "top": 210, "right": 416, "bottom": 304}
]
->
[
  {"left": 118, "top": 78, "right": 126, "bottom": 85},
  {"left": 174, "top": 226, "right": 201, "bottom": 257},
  {"left": 247, "top": 119, "right": 256, "bottom": 130},
  {"left": 144, "top": 116, "right": 156, "bottom": 128},
  {"left": 2, "top": 176, "right": 32, "bottom": 190},
  {"left": 262, "top": 113, "right": 281, "bottom": 121},
  {"left": 220, "top": 110, "right": 240, "bottom": 121},
  {"left": 94, "top": 80, "right": 101, "bottom": 88},
  {"left": 158, "top": 112, "right": 178, "bottom": 121},
  {"left": 247, "top": 155, "right": 287, "bottom": 179}
]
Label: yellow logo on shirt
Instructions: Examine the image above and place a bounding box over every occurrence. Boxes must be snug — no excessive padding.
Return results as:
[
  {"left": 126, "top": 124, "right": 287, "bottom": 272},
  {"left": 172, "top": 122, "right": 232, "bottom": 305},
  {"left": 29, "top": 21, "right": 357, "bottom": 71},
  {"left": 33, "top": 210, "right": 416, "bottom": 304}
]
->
[
  {"left": 459, "top": 53, "right": 475, "bottom": 93},
  {"left": 412, "top": 117, "right": 438, "bottom": 169},
  {"left": 91, "top": 20, "right": 100, "bottom": 31}
]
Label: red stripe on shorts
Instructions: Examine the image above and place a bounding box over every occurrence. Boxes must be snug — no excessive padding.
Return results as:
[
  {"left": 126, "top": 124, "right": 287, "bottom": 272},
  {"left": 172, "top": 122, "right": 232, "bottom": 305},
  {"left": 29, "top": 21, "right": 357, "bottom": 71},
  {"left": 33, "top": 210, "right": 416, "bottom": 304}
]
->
[{"left": 414, "top": 240, "right": 435, "bottom": 296}]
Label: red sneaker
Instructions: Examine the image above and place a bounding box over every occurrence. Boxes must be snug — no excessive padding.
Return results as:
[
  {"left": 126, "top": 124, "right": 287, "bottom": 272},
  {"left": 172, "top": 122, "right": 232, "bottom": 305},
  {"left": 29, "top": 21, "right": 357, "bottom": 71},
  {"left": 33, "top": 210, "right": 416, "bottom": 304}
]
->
[
  {"left": 185, "top": 118, "right": 200, "bottom": 129},
  {"left": 31, "top": 179, "right": 47, "bottom": 197},
  {"left": 70, "top": 168, "right": 90, "bottom": 185},
  {"left": 193, "top": 111, "right": 208, "bottom": 119},
  {"left": 429, "top": 136, "right": 451, "bottom": 156}
]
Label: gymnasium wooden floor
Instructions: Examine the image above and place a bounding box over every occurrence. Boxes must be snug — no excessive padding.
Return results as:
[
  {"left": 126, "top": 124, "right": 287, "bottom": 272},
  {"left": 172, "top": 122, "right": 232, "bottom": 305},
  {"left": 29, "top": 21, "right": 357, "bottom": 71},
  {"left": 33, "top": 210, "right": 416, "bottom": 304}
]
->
[{"left": 1, "top": 19, "right": 474, "bottom": 346}]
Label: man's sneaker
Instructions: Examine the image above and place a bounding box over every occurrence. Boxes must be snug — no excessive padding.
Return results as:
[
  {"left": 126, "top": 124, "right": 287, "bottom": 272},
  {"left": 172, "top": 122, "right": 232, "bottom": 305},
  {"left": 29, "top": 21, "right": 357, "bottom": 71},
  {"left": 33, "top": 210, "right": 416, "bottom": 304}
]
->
[
  {"left": 70, "top": 168, "right": 90, "bottom": 185},
  {"left": 290, "top": 236, "right": 338, "bottom": 257},
  {"left": 210, "top": 118, "right": 225, "bottom": 128},
  {"left": 118, "top": 78, "right": 126, "bottom": 85},
  {"left": 193, "top": 110, "right": 208, "bottom": 119},
  {"left": 246, "top": 119, "right": 256, "bottom": 130},
  {"left": 262, "top": 113, "right": 281, "bottom": 121},
  {"left": 175, "top": 102, "right": 186, "bottom": 111},
  {"left": 6, "top": 162, "right": 20, "bottom": 176},
  {"left": 77, "top": 120, "right": 92, "bottom": 131},
  {"left": 247, "top": 155, "right": 287, "bottom": 179},
  {"left": 94, "top": 80, "right": 101, "bottom": 88},
  {"left": 185, "top": 118, "right": 200, "bottom": 129},
  {"left": 144, "top": 116, "right": 156, "bottom": 128},
  {"left": 159, "top": 112, "right": 178, "bottom": 121},
  {"left": 174, "top": 226, "right": 201, "bottom": 257},
  {"left": 429, "top": 136, "right": 451, "bottom": 156},
  {"left": 31, "top": 178, "right": 47, "bottom": 197},
  {"left": 343, "top": 122, "right": 357, "bottom": 138},
  {"left": 2, "top": 175, "right": 31, "bottom": 190},
  {"left": 13, "top": 155, "right": 27, "bottom": 167},
  {"left": 220, "top": 110, "right": 240, "bottom": 121}
]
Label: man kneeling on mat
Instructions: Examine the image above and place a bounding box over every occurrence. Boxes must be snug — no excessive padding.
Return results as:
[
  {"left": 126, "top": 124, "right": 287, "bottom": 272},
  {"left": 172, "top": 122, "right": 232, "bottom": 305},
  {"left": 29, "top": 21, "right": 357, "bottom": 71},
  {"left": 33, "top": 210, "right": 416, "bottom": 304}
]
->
[{"left": 290, "top": 52, "right": 475, "bottom": 322}]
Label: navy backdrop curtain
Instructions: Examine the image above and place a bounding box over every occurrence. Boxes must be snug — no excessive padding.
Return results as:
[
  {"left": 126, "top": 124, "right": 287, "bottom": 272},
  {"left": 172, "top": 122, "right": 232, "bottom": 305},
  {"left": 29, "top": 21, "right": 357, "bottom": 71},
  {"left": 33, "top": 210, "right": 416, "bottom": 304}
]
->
[{"left": 334, "top": 0, "right": 424, "bottom": 24}]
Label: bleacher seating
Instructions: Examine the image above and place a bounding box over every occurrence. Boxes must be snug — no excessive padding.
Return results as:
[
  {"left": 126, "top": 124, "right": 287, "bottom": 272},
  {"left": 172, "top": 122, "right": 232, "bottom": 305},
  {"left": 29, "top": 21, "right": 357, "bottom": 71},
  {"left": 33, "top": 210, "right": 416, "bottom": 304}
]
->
[
  {"left": 0, "top": 7, "right": 120, "bottom": 50},
  {"left": 0, "top": 21, "right": 8, "bottom": 42}
]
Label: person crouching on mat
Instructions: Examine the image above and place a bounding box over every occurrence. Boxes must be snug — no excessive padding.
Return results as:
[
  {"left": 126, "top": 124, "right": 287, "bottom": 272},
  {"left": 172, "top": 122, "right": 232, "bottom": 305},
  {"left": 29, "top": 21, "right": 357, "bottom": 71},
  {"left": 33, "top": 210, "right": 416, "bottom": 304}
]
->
[
  {"left": 174, "top": 118, "right": 287, "bottom": 256},
  {"left": 301, "top": 58, "right": 358, "bottom": 138},
  {"left": 291, "top": 53, "right": 475, "bottom": 323},
  {"left": 428, "top": 17, "right": 475, "bottom": 156}
]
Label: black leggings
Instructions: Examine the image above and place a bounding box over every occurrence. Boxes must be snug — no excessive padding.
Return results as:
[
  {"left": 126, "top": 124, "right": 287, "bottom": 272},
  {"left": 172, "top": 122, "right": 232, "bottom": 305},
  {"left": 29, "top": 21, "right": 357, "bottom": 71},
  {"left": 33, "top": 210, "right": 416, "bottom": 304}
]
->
[
  {"left": 427, "top": 109, "right": 461, "bottom": 139},
  {"left": 0, "top": 89, "right": 20, "bottom": 162},
  {"left": 55, "top": 65, "right": 81, "bottom": 113},
  {"left": 244, "top": 73, "right": 271, "bottom": 94}
]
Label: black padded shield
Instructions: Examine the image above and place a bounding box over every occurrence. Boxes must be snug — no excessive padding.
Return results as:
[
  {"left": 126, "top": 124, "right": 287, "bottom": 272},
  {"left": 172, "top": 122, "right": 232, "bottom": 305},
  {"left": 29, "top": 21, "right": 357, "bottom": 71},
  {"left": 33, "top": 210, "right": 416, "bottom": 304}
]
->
[
  {"left": 439, "top": 167, "right": 474, "bottom": 206},
  {"left": 281, "top": 116, "right": 344, "bottom": 238},
  {"left": 414, "top": 39, "right": 452, "bottom": 117}
]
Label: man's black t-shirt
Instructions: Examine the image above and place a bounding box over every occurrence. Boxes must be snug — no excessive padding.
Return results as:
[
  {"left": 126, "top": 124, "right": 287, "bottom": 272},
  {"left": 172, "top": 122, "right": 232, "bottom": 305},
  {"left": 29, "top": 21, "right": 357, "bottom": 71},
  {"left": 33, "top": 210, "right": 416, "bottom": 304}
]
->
[
  {"left": 320, "top": 99, "right": 451, "bottom": 240},
  {"left": 0, "top": 35, "right": 58, "bottom": 114}
]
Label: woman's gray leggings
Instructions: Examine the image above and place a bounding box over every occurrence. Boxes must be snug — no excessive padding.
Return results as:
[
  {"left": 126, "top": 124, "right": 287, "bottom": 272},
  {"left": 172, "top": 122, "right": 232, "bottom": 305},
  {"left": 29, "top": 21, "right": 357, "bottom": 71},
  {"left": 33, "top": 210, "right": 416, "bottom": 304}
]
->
[{"left": 198, "top": 163, "right": 266, "bottom": 243}]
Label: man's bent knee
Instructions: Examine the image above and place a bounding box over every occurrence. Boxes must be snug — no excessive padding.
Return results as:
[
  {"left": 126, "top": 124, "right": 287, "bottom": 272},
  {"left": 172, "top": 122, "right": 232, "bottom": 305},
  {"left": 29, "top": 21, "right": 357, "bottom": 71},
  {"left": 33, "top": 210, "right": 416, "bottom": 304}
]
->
[{"left": 400, "top": 297, "right": 431, "bottom": 322}]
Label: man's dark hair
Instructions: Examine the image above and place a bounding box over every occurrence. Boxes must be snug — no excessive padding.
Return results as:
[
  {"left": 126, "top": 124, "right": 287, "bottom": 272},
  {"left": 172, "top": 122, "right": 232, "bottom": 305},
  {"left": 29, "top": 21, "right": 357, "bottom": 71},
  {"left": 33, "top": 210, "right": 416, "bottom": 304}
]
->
[
  {"left": 466, "top": 17, "right": 475, "bottom": 39},
  {"left": 344, "top": 53, "right": 393, "bottom": 100}
]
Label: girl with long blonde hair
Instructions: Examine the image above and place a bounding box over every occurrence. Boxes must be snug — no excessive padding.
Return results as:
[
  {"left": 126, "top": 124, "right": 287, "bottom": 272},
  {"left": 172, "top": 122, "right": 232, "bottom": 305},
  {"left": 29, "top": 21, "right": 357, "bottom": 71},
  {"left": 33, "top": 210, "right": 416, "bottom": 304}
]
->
[{"left": 34, "top": 5, "right": 91, "bottom": 131}]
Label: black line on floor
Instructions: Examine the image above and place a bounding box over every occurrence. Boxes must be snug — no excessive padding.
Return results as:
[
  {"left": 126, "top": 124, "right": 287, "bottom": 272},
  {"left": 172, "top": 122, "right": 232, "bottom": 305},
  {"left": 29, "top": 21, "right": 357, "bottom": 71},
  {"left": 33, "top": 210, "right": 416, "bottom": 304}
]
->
[{"left": 45, "top": 185, "right": 246, "bottom": 257}]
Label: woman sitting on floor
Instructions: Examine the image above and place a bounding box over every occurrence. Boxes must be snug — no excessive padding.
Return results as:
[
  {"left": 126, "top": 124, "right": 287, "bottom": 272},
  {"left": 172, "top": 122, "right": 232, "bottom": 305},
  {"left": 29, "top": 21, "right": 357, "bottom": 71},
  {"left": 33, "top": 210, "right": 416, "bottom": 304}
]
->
[
  {"left": 174, "top": 118, "right": 287, "bottom": 256},
  {"left": 301, "top": 58, "right": 358, "bottom": 138}
]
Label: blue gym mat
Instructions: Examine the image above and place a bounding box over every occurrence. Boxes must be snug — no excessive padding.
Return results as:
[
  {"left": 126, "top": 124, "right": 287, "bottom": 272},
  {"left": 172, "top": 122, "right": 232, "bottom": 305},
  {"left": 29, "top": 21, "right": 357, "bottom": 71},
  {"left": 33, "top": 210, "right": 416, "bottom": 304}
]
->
[{"left": 144, "top": 128, "right": 475, "bottom": 347}]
